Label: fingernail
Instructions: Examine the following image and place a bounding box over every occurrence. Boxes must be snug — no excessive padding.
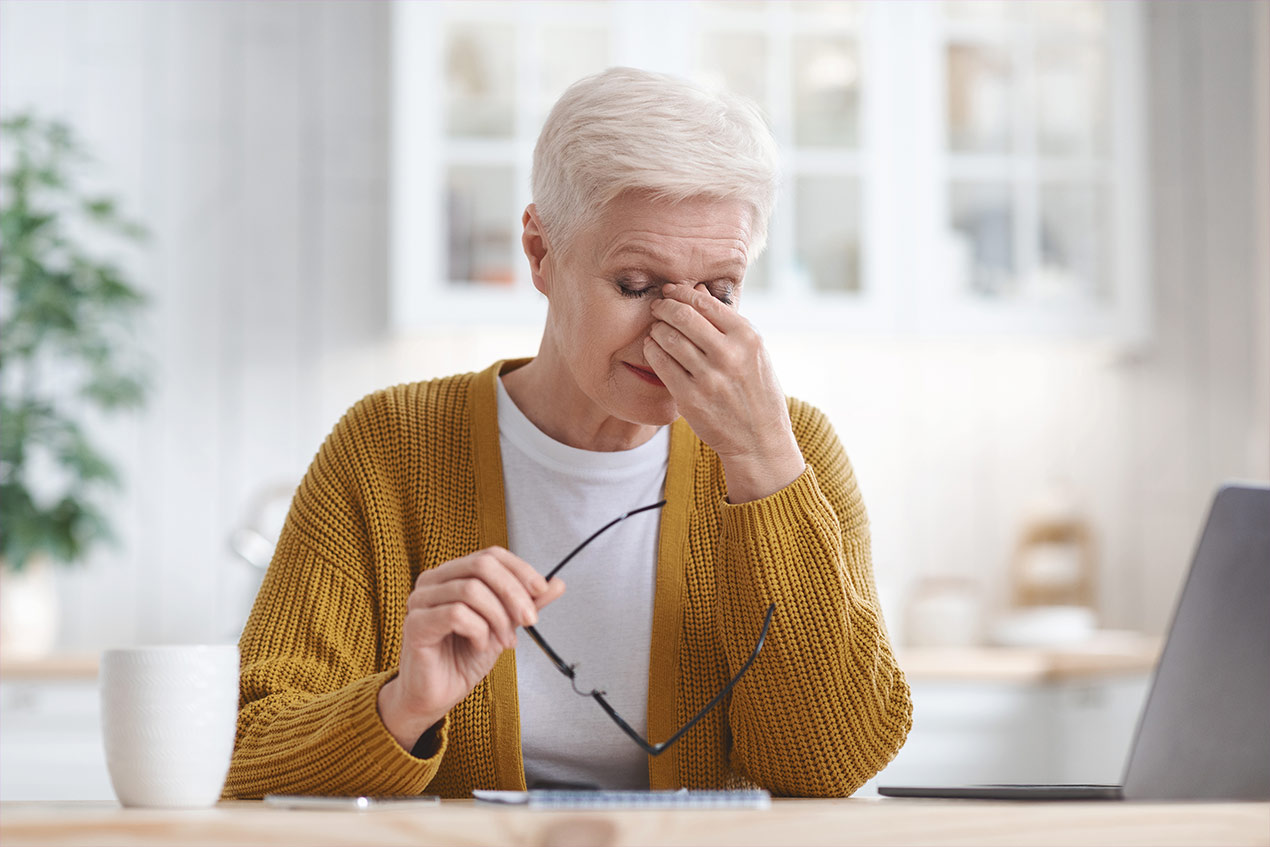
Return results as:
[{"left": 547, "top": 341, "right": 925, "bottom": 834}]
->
[{"left": 526, "top": 607, "right": 539, "bottom": 626}]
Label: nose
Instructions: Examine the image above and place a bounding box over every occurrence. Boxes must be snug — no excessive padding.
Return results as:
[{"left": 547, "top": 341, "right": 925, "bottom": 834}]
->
[
  {"left": 642, "top": 281, "right": 709, "bottom": 339},
  {"left": 651, "top": 281, "right": 709, "bottom": 297}
]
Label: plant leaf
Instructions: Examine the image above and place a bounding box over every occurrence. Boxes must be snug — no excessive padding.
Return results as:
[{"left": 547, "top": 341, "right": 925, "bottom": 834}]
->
[{"left": 1, "top": 111, "right": 149, "bottom": 571}]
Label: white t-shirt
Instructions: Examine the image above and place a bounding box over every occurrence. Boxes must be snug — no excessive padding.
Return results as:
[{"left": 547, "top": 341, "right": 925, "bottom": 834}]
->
[{"left": 498, "top": 377, "right": 668, "bottom": 790}]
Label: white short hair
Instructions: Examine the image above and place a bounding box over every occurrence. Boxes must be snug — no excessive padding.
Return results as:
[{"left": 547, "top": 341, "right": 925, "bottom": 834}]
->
[{"left": 531, "top": 67, "right": 779, "bottom": 262}]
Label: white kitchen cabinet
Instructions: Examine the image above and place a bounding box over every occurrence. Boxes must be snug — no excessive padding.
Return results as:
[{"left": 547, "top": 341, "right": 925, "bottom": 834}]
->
[
  {"left": 0, "top": 647, "right": 1153, "bottom": 801},
  {"left": 392, "top": 1, "right": 1147, "bottom": 341},
  {"left": 859, "top": 645, "right": 1156, "bottom": 794},
  {"left": 0, "top": 675, "right": 114, "bottom": 802},
  {"left": 1050, "top": 674, "right": 1151, "bottom": 784}
]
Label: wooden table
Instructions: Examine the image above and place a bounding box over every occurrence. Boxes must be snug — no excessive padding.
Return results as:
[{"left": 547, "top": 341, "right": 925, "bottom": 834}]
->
[{"left": 2, "top": 799, "right": 1266, "bottom": 847}]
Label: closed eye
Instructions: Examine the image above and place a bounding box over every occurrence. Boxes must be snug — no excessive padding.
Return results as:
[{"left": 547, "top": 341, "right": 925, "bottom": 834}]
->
[
  {"left": 615, "top": 275, "right": 658, "bottom": 298},
  {"left": 614, "top": 274, "right": 735, "bottom": 304},
  {"left": 705, "top": 281, "right": 736, "bottom": 306},
  {"left": 618, "top": 283, "right": 656, "bottom": 299}
]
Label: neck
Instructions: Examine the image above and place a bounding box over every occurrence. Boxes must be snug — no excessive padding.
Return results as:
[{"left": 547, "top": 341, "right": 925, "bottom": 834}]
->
[{"left": 501, "top": 345, "right": 662, "bottom": 453}]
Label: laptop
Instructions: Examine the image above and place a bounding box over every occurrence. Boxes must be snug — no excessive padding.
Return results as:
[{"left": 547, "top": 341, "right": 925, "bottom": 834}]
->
[{"left": 879, "top": 483, "right": 1270, "bottom": 801}]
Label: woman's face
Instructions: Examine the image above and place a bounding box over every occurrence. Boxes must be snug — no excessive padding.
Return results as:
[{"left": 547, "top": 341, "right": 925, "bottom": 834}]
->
[{"left": 529, "top": 192, "right": 753, "bottom": 430}]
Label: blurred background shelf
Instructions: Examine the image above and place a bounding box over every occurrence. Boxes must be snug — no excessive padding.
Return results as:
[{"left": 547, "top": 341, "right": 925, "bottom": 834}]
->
[
  {"left": 0, "top": 635, "right": 1160, "bottom": 684},
  {"left": 0, "top": 654, "right": 100, "bottom": 681},
  {"left": 897, "top": 632, "right": 1161, "bottom": 682}
]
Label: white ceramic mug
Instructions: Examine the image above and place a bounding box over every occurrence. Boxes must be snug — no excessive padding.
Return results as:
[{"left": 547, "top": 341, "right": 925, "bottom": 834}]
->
[{"left": 99, "top": 644, "right": 239, "bottom": 808}]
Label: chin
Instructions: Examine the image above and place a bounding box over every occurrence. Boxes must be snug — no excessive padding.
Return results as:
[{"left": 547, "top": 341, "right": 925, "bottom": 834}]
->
[{"left": 616, "top": 393, "right": 679, "bottom": 428}]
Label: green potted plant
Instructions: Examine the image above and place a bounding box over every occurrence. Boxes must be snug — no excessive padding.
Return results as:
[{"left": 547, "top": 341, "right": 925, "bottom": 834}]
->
[{"left": 0, "top": 114, "right": 150, "bottom": 658}]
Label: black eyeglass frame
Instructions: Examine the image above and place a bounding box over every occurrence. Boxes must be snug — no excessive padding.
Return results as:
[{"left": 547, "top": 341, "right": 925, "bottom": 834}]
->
[{"left": 522, "top": 500, "right": 777, "bottom": 757}]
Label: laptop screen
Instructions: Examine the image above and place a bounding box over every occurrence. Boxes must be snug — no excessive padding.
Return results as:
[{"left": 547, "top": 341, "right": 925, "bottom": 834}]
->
[{"left": 1120, "top": 484, "right": 1270, "bottom": 800}]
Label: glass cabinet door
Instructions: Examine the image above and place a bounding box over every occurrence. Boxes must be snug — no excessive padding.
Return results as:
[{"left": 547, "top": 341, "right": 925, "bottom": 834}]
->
[
  {"left": 393, "top": 0, "right": 1145, "bottom": 341},
  {"left": 927, "top": 0, "right": 1139, "bottom": 336}
]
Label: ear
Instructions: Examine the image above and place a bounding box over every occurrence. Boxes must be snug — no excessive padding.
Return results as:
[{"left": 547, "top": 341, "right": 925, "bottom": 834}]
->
[{"left": 521, "top": 204, "right": 553, "bottom": 297}]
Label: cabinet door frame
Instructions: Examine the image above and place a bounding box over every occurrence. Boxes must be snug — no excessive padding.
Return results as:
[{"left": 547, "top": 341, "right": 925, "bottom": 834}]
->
[{"left": 391, "top": 1, "right": 1148, "bottom": 344}]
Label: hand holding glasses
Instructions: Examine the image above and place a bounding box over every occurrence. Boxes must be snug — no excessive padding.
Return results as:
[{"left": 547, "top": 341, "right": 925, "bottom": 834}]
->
[
  {"left": 380, "top": 545, "right": 567, "bottom": 752},
  {"left": 522, "top": 500, "right": 776, "bottom": 757}
]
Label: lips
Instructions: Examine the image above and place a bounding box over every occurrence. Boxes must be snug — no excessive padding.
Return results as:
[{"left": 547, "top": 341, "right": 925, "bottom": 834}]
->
[{"left": 624, "top": 362, "right": 665, "bottom": 387}]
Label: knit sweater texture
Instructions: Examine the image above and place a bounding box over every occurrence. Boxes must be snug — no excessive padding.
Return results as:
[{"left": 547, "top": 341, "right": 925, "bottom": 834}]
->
[{"left": 225, "top": 359, "right": 912, "bottom": 798}]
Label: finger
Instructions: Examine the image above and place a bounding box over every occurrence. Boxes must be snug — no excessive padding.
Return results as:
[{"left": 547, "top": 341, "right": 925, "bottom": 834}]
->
[
  {"left": 406, "top": 604, "right": 495, "bottom": 653},
  {"left": 409, "top": 581, "right": 514, "bottom": 651},
  {"left": 644, "top": 334, "right": 692, "bottom": 394},
  {"left": 650, "top": 295, "right": 726, "bottom": 362},
  {"left": 465, "top": 550, "right": 543, "bottom": 626},
  {"left": 465, "top": 546, "right": 550, "bottom": 600},
  {"left": 431, "top": 549, "right": 542, "bottom": 627},
  {"left": 411, "top": 578, "right": 518, "bottom": 648},
  {"left": 659, "top": 283, "right": 745, "bottom": 333},
  {"left": 533, "top": 577, "right": 567, "bottom": 610},
  {"left": 648, "top": 319, "right": 709, "bottom": 376},
  {"left": 415, "top": 547, "right": 548, "bottom": 599},
  {"left": 444, "top": 603, "right": 509, "bottom": 653}
]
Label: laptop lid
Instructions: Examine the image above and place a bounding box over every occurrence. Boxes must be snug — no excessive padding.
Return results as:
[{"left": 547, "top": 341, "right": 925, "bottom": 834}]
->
[{"left": 1120, "top": 484, "right": 1270, "bottom": 800}]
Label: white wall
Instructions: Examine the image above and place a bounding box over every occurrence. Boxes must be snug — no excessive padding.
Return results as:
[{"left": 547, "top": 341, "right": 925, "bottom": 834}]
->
[
  {"left": 0, "top": 0, "right": 1265, "bottom": 650},
  {"left": 1, "top": 0, "right": 395, "bottom": 646}
]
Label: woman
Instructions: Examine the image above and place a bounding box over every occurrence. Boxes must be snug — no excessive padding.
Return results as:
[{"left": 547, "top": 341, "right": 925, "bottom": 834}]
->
[{"left": 225, "top": 67, "right": 911, "bottom": 799}]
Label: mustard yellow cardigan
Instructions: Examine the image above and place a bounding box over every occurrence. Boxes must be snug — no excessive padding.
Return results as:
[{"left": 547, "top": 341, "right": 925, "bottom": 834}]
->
[{"left": 225, "top": 360, "right": 911, "bottom": 798}]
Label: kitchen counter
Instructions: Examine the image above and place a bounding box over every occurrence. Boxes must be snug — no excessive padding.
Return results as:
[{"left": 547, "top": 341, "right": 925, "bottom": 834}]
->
[
  {"left": 0, "top": 634, "right": 1163, "bottom": 684},
  {"left": 1, "top": 654, "right": 100, "bottom": 680},
  {"left": 896, "top": 632, "right": 1162, "bottom": 682}
]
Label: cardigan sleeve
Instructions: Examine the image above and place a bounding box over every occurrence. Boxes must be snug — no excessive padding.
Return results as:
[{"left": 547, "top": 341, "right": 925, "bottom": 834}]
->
[
  {"left": 223, "top": 397, "right": 447, "bottom": 798},
  {"left": 715, "top": 398, "right": 912, "bottom": 797}
]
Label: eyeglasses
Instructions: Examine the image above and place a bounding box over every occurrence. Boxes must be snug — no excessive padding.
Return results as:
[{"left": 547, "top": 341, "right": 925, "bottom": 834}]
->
[{"left": 522, "top": 500, "right": 776, "bottom": 757}]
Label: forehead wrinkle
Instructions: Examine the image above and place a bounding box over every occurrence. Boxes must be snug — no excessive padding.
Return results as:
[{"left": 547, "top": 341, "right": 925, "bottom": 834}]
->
[{"left": 601, "top": 238, "right": 748, "bottom": 281}]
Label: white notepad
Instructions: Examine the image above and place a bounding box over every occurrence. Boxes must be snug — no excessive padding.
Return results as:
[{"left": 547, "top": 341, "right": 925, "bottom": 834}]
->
[{"left": 472, "top": 789, "right": 771, "bottom": 810}]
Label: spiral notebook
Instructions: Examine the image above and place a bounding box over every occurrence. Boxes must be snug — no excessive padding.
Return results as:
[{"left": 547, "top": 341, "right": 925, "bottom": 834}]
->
[{"left": 473, "top": 788, "right": 771, "bottom": 810}]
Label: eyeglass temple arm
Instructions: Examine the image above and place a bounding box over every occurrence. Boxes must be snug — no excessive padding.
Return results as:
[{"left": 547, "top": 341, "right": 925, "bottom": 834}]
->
[
  {"left": 590, "top": 602, "right": 777, "bottom": 757},
  {"left": 521, "top": 624, "right": 574, "bottom": 678},
  {"left": 543, "top": 500, "right": 667, "bottom": 581},
  {"left": 525, "top": 499, "right": 667, "bottom": 670}
]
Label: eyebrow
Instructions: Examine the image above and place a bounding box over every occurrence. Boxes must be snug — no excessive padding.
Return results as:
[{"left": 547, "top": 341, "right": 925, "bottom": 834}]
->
[{"left": 607, "top": 244, "right": 746, "bottom": 281}]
